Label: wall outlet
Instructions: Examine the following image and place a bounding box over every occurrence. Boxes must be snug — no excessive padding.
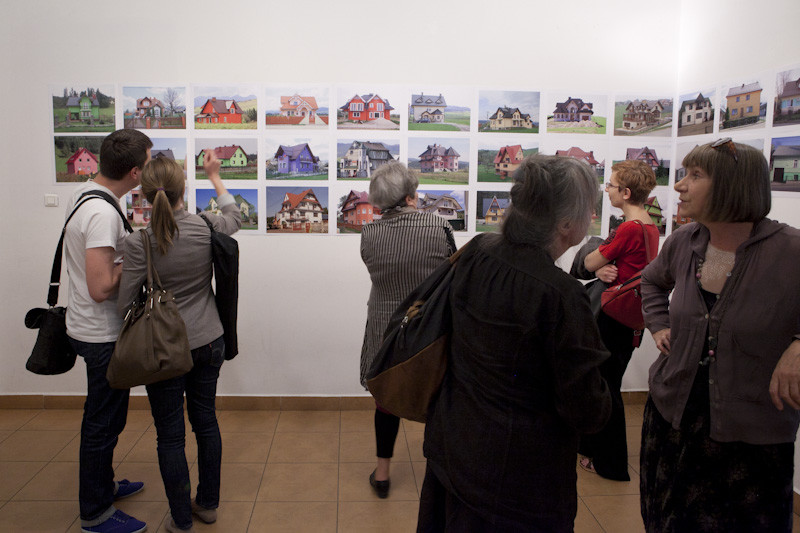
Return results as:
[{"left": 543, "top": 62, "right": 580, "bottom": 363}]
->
[{"left": 44, "top": 194, "right": 59, "bottom": 207}]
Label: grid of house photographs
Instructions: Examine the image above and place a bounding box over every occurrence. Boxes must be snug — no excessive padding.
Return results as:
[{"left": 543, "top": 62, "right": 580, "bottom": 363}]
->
[{"left": 49, "top": 67, "right": 800, "bottom": 237}]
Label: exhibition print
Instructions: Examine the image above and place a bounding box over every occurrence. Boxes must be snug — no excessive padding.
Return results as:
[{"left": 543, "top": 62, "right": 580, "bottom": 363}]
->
[
  {"left": 614, "top": 95, "right": 673, "bottom": 136},
  {"left": 336, "top": 188, "right": 379, "bottom": 234},
  {"left": 544, "top": 93, "right": 607, "bottom": 134},
  {"left": 195, "top": 138, "right": 258, "bottom": 179},
  {"left": 417, "top": 189, "right": 468, "bottom": 232},
  {"left": 475, "top": 190, "right": 510, "bottom": 232},
  {"left": 607, "top": 185, "right": 670, "bottom": 236},
  {"left": 52, "top": 85, "right": 115, "bottom": 133},
  {"left": 125, "top": 187, "right": 188, "bottom": 229},
  {"left": 194, "top": 85, "right": 258, "bottom": 129},
  {"left": 148, "top": 137, "right": 187, "bottom": 168},
  {"left": 408, "top": 87, "right": 472, "bottom": 132},
  {"left": 53, "top": 136, "right": 104, "bottom": 182},
  {"left": 770, "top": 136, "right": 800, "bottom": 193},
  {"left": 408, "top": 137, "right": 470, "bottom": 185},
  {"left": 677, "top": 89, "right": 716, "bottom": 137},
  {"left": 264, "top": 86, "right": 330, "bottom": 128},
  {"left": 265, "top": 137, "right": 329, "bottom": 180},
  {"left": 477, "top": 139, "right": 538, "bottom": 182},
  {"left": 266, "top": 186, "right": 329, "bottom": 233},
  {"left": 197, "top": 188, "right": 258, "bottom": 230},
  {"left": 611, "top": 142, "right": 671, "bottom": 186},
  {"left": 478, "top": 90, "right": 540, "bottom": 133},
  {"left": 720, "top": 77, "right": 767, "bottom": 131},
  {"left": 774, "top": 67, "right": 800, "bottom": 127},
  {"left": 336, "top": 138, "right": 400, "bottom": 179},
  {"left": 123, "top": 86, "right": 186, "bottom": 129},
  {"left": 337, "top": 86, "right": 402, "bottom": 130}
]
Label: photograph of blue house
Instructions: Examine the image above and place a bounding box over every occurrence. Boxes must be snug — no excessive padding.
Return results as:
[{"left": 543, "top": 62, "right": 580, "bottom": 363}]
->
[{"left": 272, "top": 142, "right": 322, "bottom": 177}]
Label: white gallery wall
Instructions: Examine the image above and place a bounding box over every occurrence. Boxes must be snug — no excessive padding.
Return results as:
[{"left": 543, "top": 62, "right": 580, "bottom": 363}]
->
[{"left": 0, "top": 1, "right": 798, "bottom": 400}]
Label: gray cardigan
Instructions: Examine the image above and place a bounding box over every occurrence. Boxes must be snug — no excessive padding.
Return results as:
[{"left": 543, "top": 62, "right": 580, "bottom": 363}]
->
[
  {"left": 641, "top": 219, "right": 800, "bottom": 444},
  {"left": 118, "top": 202, "right": 241, "bottom": 350}
]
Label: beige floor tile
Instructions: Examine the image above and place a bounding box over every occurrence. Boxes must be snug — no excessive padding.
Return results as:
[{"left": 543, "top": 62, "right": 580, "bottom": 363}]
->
[
  {"left": 403, "top": 431, "right": 426, "bottom": 462},
  {"left": 256, "top": 462, "right": 338, "bottom": 501},
  {"left": 249, "top": 501, "right": 336, "bottom": 532},
  {"left": 411, "top": 461, "right": 427, "bottom": 498},
  {"left": 14, "top": 461, "right": 79, "bottom": 500},
  {"left": 222, "top": 432, "right": 273, "bottom": 463},
  {"left": 188, "top": 461, "right": 264, "bottom": 502},
  {"left": 575, "top": 497, "right": 605, "bottom": 533},
  {"left": 339, "top": 462, "right": 418, "bottom": 502},
  {"left": 124, "top": 428, "right": 198, "bottom": 463},
  {"left": 582, "top": 494, "right": 645, "bottom": 533},
  {"left": 0, "top": 461, "right": 46, "bottom": 500},
  {"left": 268, "top": 432, "right": 339, "bottom": 463},
  {"left": 218, "top": 410, "right": 279, "bottom": 433},
  {"left": 629, "top": 453, "right": 641, "bottom": 476},
  {"left": 402, "top": 419, "right": 425, "bottom": 433},
  {"left": 794, "top": 512, "right": 800, "bottom": 532},
  {"left": 0, "top": 430, "right": 76, "bottom": 461},
  {"left": 625, "top": 403, "right": 645, "bottom": 426},
  {"left": 20, "top": 408, "right": 85, "bottom": 431},
  {"left": 577, "top": 461, "right": 640, "bottom": 496},
  {"left": 0, "top": 409, "right": 40, "bottom": 431},
  {"left": 0, "top": 430, "right": 10, "bottom": 444},
  {"left": 275, "top": 410, "right": 341, "bottom": 433},
  {"left": 339, "top": 431, "right": 411, "bottom": 463},
  {"left": 124, "top": 408, "right": 156, "bottom": 431},
  {"left": 338, "top": 500, "right": 421, "bottom": 532},
  {"left": 182, "top": 501, "right": 254, "bottom": 533},
  {"left": 113, "top": 461, "right": 168, "bottom": 502},
  {"left": 340, "top": 410, "right": 373, "bottom": 433},
  {"left": 627, "top": 424, "right": 642, "bottom": 456},
  {"left": 0, "top": 500, "right": 77, "bottom": 532}
]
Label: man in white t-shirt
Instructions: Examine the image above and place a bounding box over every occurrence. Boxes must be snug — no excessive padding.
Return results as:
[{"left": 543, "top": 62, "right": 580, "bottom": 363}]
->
[{"left": 64, "top": 129, "right": 152, "bottom": 533}]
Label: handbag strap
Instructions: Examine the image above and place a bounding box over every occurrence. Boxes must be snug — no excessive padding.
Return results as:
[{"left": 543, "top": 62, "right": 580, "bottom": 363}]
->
[
  {"left": 139, "top": 230, "right": 167, "bottom": 292},
  {"left": 631, "top": 220, "right": 655, "bottom": 265},
  {"left": 47, "top": 191, "right": 133, "bottom": 307}
]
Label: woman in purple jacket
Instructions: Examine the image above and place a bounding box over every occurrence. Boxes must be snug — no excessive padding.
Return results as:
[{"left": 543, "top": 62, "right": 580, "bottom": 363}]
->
[{"left": 640, "top": 139, "right": 800, "bottom": 532}]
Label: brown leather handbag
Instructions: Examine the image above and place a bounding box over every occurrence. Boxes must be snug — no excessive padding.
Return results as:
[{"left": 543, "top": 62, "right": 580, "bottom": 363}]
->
[{"left": 107, "top": 230, "right": 192, "bottom": 389}]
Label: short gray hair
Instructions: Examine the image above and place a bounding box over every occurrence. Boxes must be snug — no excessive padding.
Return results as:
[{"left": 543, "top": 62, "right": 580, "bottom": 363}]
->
[
  {"left": 368, "top": 162, "right": 419, "bottom": 210},
  {"left": 502, "top": 154, "right": 599, "bottom": 247}
]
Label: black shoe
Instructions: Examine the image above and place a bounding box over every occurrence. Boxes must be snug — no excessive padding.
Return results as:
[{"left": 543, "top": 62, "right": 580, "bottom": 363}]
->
[{"left": 369, "top": 469, "right": 390, "bottom": 499}]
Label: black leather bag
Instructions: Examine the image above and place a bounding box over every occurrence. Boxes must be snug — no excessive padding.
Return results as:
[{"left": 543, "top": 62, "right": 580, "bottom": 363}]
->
[
  {"left": 24, "top": 191, "right": 132, "bottom": 375},
  {"left": 201, "top": 216, "right": 240, "bottom": 359}
]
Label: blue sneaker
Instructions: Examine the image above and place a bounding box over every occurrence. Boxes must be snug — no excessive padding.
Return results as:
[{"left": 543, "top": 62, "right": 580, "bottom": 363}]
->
[
  {"left": 81, "top": 509, "right": 146, "bottom": 533},
  {"left": 114, "top": 479, "right": 144, "bottom": 500}
]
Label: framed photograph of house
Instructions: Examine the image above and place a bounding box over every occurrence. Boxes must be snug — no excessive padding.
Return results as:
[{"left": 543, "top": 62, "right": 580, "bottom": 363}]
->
[
  {"left": 265, "top": 137, "right": 328, "bottom": 180},
  {"left": 478, "top": 90, "right": 539, "bottom": 133},
  {"left": 52, "top": 85, "right": 115, "bottom": 133},
  {"left": 677, "top": 90, "right": 716, "bottom": 137},
  {"left": 337, "top": 87, "right": 402, "bottom": 130},
  {"left": 336, "top": 138, "right": 400, "bottom": 180},
  {"left": 720, "top": 78, "right": 767, "bottom": 131},
  {"left": 125, "top": 187, "right": 188, "bottom": 229},
  {"left": 770, "top": 136, "right": 800, "bottom": 194},
  {"left": 477, "top": 140, "right": 538, "bottom": 182},
  {"left": 417, "top": 189, "right": 468, "bottom": 232},
  {"left": 53, "top": 136, "right": 104, "bottom": 182},
  {"left": 608, "top": 186, "right": 670, "bottom": 237},
  {"left": 195, "top": 138, "right": 258, "bottom": 180},
  {"left": 335, "top": 188, "right": 379, "bottom": 234},
  {"left": 264, "top": 86, "right": 330, "bottom": 129},
  {"left": 408, "top": 87, "right": 472, "bottom": 132},
  {"left": 548, "top": 142, "right": 606, "bottom": 183},
  {"left": 194, "top": 86, "right": 257, "bottom": 129},
  {"left": 408, "top": 137, "right": 470, "bottom": 185},
  {"left": 266, "top": 186, "right": 329, "bottom": 234},
  {"left": 197, "top": 188, "right": 258, "bottom": 230},
  {"left": 122, "top": 86, "right": 186, "bottom": 130},
  {"left": 773, "top": 67, "right": 800, "bottom": 127},
  {"left": 475, "top": 191, "right": 510, "bottom": 233},
  {"left": 613, "top": 96, "right": 673, "bottom": 136},
  {"left": 148, "top": 137, "right": 187, "bottom": 168},
  {"left": 611, "top": 143, "right": 671, "bottom": 186},
  {"left": 544, "top": 93, "right": 607, "bottom": 134}
]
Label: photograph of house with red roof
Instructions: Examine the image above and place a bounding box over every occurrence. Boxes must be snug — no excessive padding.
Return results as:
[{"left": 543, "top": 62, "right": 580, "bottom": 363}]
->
[
  {"left": 53, "top": 136, "right": 104, "bottom": 182},
  {"left": 123, "top": 86, "right": 186, "bottom": 129},
  {"left": 194, "top": 86, "right": 257, "bottom": 129},
  {"left": 478, "top": 90, "right": 540, "bottom": 133},
  {"left": 52, "top": 85, "right": 115, "bottom": 133},
  {"left": 266, "top": 138, "right": 328, "bottom": 180},
  {"left": 555, "top": 146, "right": 605, "bottom": 179},
  {"left": 477, "top": 140, "right": 538, "bottom": 182},
  {"left": 408, "top": 137, "right": 470, "bottom": 185},
  {"left": 408, "top": 87, "right": 472, "bottom": 131},
  {"left": 336, "top": 189, "right": 380, "bottom": 233},
  {"left": 545, "top": 93, "right": 607, "bottom": 134},
  {"left": 267, "top": 187, "right": 329, "bottom": 233},
  {"left": 614, "top": 95, "right": 673, "bottom": 136},
  {"left": 265, "top": 87, "right": 329, "bottom": 128},
  {"left": 195, "top": 138, "right": 257, "bottom": 179},
  {"left": 337, "top": 87, "right": 401, "bottom": 130}
]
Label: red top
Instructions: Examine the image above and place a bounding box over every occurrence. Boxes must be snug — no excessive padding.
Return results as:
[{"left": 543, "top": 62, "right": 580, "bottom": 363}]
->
[{"left": 598, "top": 220, "right": 660, "bottom": 284}]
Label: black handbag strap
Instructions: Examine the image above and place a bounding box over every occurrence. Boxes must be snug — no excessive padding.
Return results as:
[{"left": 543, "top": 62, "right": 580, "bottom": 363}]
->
[{"left": 47, "top": 190, "right": 133, "bottom": 307}]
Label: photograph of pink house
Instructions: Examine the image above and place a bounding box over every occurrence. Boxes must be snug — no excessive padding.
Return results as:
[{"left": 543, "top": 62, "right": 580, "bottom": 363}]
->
[
  {"left": 66, "top": 147, "right": 98, "bottom": 175},
  {"left": 418, "top": 144, "right": 460, "bottom": 173},
  {"left": 338, "top": 190, "right": 381, "bottom": 233}
]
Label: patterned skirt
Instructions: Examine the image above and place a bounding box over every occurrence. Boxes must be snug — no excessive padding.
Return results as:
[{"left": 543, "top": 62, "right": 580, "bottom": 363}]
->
[{"left": 640, "top": 365, "right": 794, "bottom": 533}]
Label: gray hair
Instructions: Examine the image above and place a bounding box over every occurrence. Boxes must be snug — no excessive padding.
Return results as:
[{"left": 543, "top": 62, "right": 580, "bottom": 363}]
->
[
  {"left": 502, "top": 154, "right": 599, "bottom": 248},
  {"left": 368, "top": 161, "right": 419, "bottom": 210}
]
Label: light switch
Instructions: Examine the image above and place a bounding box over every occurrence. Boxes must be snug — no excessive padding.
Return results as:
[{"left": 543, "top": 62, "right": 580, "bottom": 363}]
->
[{"left": 45, "top": 194, "right": 59, "bottom": 207}]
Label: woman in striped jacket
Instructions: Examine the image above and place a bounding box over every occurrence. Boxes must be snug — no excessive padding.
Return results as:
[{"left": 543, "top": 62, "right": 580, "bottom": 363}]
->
[{"left": 359, "top": 161, "right": 456, "bottom": 499}]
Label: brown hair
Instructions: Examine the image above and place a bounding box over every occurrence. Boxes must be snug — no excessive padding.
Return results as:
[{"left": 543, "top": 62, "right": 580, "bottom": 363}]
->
[
  {"left": 611, "top": 160, "right": 657, "bottom": 205},
  {"left": 141, "top": 157, "right": 185, "bottom": 255},
  {"left": 682, "top": 141, "right": 770, "bottom": 222},
  {"left": 99, "top": 129, "right": 152, "bottom": 180}
]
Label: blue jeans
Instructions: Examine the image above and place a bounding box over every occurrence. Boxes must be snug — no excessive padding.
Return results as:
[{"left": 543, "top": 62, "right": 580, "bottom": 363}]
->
[
  {"left": 69, "top": 338, "right": 131, "bottom": 524},
  {"left": 146, "top": 336, "right": 224, "bottom": 529}
]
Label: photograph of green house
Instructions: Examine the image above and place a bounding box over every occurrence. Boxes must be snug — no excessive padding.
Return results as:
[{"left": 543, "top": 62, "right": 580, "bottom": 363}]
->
[
  {"left": 52, "top": 85, "right": 115, "bottom": 132},
  {"left": 195, "top": 138, "right": 258, "bottom": 179},
  {"left": 770, "top": 136, "right": 800, "bottom": 193}
]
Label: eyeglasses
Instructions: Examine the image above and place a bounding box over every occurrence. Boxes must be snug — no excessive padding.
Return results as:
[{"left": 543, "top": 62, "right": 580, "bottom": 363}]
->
[
  {"left": 711, "top": 137, "right": 738, "bottom": 163},
  {"left": 604, "top": 182, "right": 624, "bottom": 191}
]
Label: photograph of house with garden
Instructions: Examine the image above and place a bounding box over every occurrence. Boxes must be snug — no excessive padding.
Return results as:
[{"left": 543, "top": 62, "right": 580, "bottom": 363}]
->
[
  {"left": 194, "top": 86, "right": 257, "bottom": 129},
  {"left": 336, "top": 139, "right": 399, "bottom": 179},
  {"left": 545, "top": 93, "right": 607, "bottom": 134},
  {"left": 614, "top": 96, "right": 673, "bottom": 136},
  {"left": 264, "top": 87, "right": 329, "bottom": 128},
  {"left": 720, "top": 79, "right": 766, "bottom": 131},
  {"left": 475, "top": 191, "right": 511, "bottom": 232},
  {"left": 407, "top": 137, "right": 470, "bottom": 185},
  {"left": 52, "top": 85, "right": 115, "bottom": 133},
  {"left": 408, "top": 88, "right": 471, "bottom": 131},
  {"left": 266, "top": 187, "right": 329, "bottom": 233},
  {"left": 336, "top": 189, "right": 379, "bottom": 233},
  {"left": 123, "top": 86, "right": 186, "bottom": 129},
  {"left": 197, "top": 188, "right": 258, "bottom": 230},
  {"left": 337, "top": 88, "right": 401, "bottom": 130},
  {"left": 195, "top": 138, "right": 257, "bottom": 179},
  {"left": 773, "top": 67, "right": 800, "bottom": 127},
  {"left": 677, "top": 90, "right": 715, "bottom": 136},
  {"left": 265, "top": 139, "right": 328, "bottom": 180},
  {"left": 417, "top": 189, "right": 467, "bottom": 231},
  {"left": 612, "top": 144, "right": 670, "bottom": 186},
  {"left": 770, "top": 136, "right": 800, "bottom": 193},
  {"left": 477, "top": 141, "right": 538, "bottom": 182},
  {"left": 478, "top": 90, "right": 540, "bottom": 133},
  {"left": 53, "top": 136, "right": 104, "bottom": 182}
]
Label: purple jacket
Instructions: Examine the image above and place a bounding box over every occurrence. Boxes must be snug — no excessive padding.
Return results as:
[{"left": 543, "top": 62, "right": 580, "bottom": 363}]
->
[{"left": 641, "top": 219, "right": 800, "bottom": 444}]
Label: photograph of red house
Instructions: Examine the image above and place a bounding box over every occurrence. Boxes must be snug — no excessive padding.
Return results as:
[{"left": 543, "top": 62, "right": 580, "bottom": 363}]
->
[
  {"left": 555, "top": 146, "right": 604, "bottom": 177},
  {"left": 196, "top": 97, "right": 243, "bottom": 124},
  {"left": 338, "top": 92, "right": 398, "bottom": 129},
  {"left": 338, "top": 190, "right": 380, "bottom": 233},
  {"left": 66, "top": 147, "right": 98, "bottom": 175},
  {"left": 494, "top": 144, "right": 524, "bottom": 177}
]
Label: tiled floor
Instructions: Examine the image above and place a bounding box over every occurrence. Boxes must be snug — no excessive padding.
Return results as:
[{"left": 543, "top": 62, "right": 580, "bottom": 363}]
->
[{"left": 0, "top": 404, "right": 796, "bottom": 532}]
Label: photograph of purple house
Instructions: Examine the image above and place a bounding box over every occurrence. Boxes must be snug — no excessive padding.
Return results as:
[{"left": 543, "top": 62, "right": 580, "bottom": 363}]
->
[{"left": 275, "top": 143, "right": 319, "bottom": 175}]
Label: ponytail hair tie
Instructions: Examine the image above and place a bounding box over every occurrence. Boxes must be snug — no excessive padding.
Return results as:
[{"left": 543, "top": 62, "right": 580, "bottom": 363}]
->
[{"left": 157, "top": 187, "right": 165, "bottom": 191}]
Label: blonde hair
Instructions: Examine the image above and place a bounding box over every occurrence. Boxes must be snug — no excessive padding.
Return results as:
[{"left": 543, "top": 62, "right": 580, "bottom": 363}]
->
[{"left": 141, "top": 157, "right": 185, "bottom": 255}]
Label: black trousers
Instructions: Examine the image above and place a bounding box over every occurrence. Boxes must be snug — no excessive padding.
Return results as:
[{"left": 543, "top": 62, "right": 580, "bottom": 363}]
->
[{"left": 375, "top": 406, "right": 400, "bottom": 458}]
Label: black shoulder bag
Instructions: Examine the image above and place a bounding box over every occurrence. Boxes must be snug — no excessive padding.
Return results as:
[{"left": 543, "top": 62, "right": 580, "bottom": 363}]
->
[{"left": 201, "top": 215, "right": 240, "bottom": 359}]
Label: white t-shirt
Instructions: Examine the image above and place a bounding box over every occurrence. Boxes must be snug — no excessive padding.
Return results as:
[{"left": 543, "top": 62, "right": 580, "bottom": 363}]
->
[{"left": 64, "top": 181, "right": 128, "bottom": 342}]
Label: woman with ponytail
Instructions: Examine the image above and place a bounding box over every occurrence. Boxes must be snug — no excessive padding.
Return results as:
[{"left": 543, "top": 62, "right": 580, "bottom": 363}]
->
[
  {"left": 118, "top": 151, "right": 241, "bottom": 532},
  {"left": 417, "top": 154, "right": 611, "bottom": 533}
]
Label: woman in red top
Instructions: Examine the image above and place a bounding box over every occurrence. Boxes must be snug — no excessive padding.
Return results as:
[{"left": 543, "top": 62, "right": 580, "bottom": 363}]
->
[{"left": 579, "top": 160, "right": 659, "bottom": 480}]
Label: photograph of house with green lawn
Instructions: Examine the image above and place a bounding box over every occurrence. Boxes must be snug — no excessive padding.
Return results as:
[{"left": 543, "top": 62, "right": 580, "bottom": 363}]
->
[
  {"left": 770, "top": 136, "right": 800, "bottom": 193},
  {"left": 195, "top": 138, "right": 258, "bottom": 179},
  {"left": 265, "top": 138, "right": 328, "bottom": 180},
  {"left": 475, "top": 190, "right": 511, "bottom": 232},
  {"left": 407, "top": 137, "right": 470, "bottom": 185},
  {"left": 194, "top": 85, "right": 257, "bottom": 129},
  {"left": 477, "top": 140, "right": 538, "bottom": 182},
  {"left": 264, "top": 86, "right": 330, "bottom": 128},
  {"left": 123, "top": 86, "right": 186, "bottom": 129},
  {"left": 52, "top": 85, "right": 115, "bottom": 133},
  {"left": 611, "top": 143, "right": 670, "bottom": 186},
  {"left": 197, "top": 188, "right": 258, "bottom": 230},
  {"left": 478, "top": 90, "right": 539, "bottom": 133},
  {"left": 53, "top": 136, "right": 104, "bottom": 182},
  {"left": 545, "top": 93, "right": 607, "bottom": 134},
  {"left": 408, "top": 87, "right": 472, "bottom": 131},
  {"left": 614, "top": 95, "right": 673, "bottom": 136}
]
